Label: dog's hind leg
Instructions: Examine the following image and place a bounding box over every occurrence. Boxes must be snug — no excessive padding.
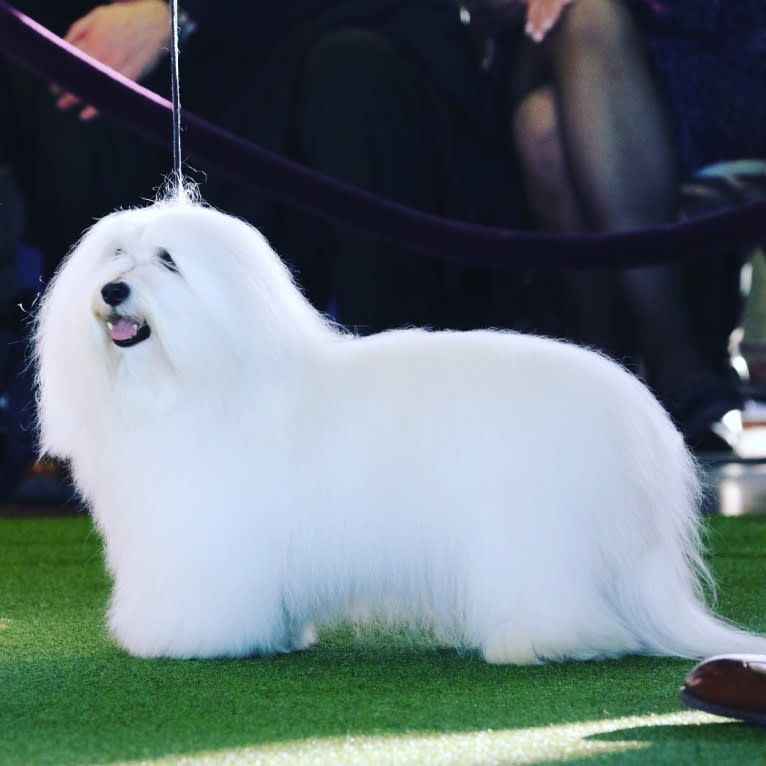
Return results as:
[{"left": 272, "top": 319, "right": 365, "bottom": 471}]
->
[
  {"left": 481, "top": 622, "right": 541, "bottom": 665},
  {"left": 479, "top": 609, "right": 641, "bottom": 664},
  {"left": 288, "top": 624, "right": 318, "bottom": 652}
]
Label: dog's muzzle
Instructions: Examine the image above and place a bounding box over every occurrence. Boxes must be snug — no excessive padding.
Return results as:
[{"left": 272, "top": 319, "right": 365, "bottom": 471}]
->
[{"left": 101, "top": 281, "right": 151, "bottom": 348}]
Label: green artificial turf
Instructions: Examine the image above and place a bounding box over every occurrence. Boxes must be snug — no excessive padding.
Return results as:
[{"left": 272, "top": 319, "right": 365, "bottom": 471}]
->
[{"left": 2, "top": 516, "right": 766, "bottom": 766}]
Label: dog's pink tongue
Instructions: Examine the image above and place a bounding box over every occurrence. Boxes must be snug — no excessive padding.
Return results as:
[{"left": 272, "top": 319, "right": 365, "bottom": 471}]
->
[{"left": 109, "top": 318, "right": 136, "bottom": 342}]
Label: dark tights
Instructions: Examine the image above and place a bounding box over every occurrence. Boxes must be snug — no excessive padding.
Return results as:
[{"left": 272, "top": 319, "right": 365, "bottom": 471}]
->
[{"left": 510, "top": 0, "right": 739, "bottom": 425}]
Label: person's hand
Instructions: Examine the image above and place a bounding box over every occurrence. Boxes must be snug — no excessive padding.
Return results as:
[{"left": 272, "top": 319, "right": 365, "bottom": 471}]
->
[
  {"left": 52, "top": 0, "right": 170, "bottom": 121},
  {"left": 525, "top": 0, "right": 575, "bottom": 42},
  {"left": 464, "top": 0, "right": 575, "bottom": 42}
]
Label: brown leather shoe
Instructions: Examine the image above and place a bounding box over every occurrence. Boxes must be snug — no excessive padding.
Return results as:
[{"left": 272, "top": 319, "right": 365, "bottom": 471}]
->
[
  {"left": 680, "top": 654, "right": 766, "bottom": 725},
  {"left": 11, "top": 458, "right": 80, "bottom": 509}
]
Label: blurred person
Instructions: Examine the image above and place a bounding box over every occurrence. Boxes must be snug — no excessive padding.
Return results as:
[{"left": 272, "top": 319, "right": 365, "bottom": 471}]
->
[
  {"left": 467, "top": 0, "right": 748, "bottom": 450},
  {"left": 0, "top": 1, "right": 525, "bottom": 499},
  {"left": 8, "top": 1, "right": 525, "bottom": 329}
]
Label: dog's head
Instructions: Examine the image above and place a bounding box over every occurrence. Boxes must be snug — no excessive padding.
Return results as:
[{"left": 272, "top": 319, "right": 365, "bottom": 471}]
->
[
  {"left": 96, "top": 253, "right": 169, "bottom": 349},
  {"left": 35, "top": 201, "right": 329, "bottom": 458}
]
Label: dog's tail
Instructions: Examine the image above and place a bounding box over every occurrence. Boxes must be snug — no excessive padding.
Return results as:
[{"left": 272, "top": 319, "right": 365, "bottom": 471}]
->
[
  {"left": 619, "top": 543, "right": 766, "bottom": 659},
  {"left": 616, "top": 433, "right": 766, "bottom": 659}
]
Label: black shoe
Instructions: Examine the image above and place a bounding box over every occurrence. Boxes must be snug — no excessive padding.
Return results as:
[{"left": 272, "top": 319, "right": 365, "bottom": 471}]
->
[{"left": 665, "top": 375, "right": 743, "bottom": 455}]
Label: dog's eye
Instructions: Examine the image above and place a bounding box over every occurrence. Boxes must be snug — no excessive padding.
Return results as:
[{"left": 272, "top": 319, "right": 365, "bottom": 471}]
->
[{"left": 158, "top": 249, "right": 179, "bottom": 273}]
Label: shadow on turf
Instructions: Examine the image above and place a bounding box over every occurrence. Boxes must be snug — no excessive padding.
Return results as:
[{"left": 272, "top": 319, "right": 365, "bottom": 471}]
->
[
  {"left": 532, "top": 721, "right": 766, "bottom": 766},
  {"left": 591, "top": 721, "right": 764, "bottom": 742},
  {"left": 3, "top": 638, "right": 701, "bottom": 766}
]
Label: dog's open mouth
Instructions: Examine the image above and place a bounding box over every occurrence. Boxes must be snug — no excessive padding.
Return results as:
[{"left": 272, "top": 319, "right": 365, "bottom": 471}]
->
[{"left": 106, "top": 314, "right": 151, "bottom": 347}]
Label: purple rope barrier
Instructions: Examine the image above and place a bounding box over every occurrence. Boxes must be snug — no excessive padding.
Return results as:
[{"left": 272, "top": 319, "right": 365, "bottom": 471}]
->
[{"left": 0, "top": 0, "right": 764, "bottom": 270}]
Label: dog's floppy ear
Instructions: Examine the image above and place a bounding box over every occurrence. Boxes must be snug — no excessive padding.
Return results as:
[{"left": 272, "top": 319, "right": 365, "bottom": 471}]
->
[
  {"left": 33, "top": 211, "right": 135, "bottom": 458},
  {"left": 34, "top": 271, "right": 110, "bottom": 459}
]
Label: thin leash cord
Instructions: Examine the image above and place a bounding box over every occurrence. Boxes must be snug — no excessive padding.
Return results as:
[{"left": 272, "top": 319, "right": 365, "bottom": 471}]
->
[{"left": 169, "top": 0, "right": 182, "bottom": 190}]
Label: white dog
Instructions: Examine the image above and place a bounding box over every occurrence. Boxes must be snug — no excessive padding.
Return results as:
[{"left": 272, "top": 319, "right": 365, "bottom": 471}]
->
[{"left": 34, "top": 199, "right": 766, "bottom": 662}]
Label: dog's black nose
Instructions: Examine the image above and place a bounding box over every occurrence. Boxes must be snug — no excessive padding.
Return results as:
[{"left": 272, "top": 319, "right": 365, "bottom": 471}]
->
[{"left": 101, "top": 281, "right": 130, "bottom": 306}]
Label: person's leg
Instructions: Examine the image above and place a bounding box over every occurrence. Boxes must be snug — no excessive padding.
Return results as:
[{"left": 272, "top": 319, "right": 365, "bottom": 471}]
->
[
  {"left": 510, "top": 4, "right": 741, "bottom": 443},
  {"left": 513, "top": 86, "right": 630, "bottom": 359},
  {"left": 512, "top": 87, "right": 583, "bottom": 234},
  {"left": 546, "top": 0, "right": 677, "bottom": 230},
  {"left": 542, "top": 0, "right": 709, "bottom": 398},
  {"left": 293, "top": 27, "right": 454, "bottom": 333},
  {"left": 542, "top": 0, "right": 694, "bottom": 385},
  {"left": 549, "top": 0, "right": 741, "bottom": 421}
]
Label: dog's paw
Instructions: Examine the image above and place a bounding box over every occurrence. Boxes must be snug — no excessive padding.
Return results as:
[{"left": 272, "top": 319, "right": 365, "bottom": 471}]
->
[
  {"left": 481, "top": 626, "right": 541, "bottom": 665},
  {"left": 291, "top": 624, "right": 318, "bottom": 652}
]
